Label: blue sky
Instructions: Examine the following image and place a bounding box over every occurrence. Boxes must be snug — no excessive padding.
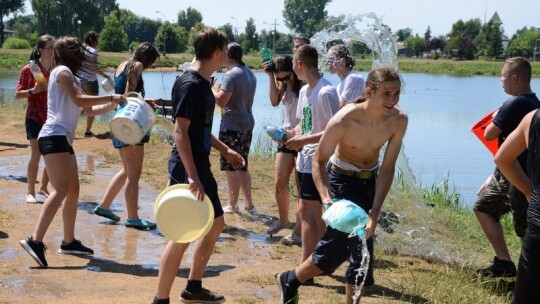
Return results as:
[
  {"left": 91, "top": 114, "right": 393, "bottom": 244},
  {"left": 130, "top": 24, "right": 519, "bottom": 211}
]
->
[{"left": 18, "top": 0, "right": 539, "bottom": 37}]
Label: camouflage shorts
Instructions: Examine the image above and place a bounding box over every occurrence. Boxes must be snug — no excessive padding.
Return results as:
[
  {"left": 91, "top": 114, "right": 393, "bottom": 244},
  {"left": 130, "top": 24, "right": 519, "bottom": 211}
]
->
[
  {"left": 218, "top": 129, "right": 252, "bottom": 171},
  {"left": 473, "top": 171, "right": 528, "bottom": 237}
]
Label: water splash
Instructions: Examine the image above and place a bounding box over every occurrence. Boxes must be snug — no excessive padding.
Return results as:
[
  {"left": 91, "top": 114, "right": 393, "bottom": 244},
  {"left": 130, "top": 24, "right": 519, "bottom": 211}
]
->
[
  {"left": 310, "top": 13, "right": 398, "bottom": 71},
  {"left": 352, "top": 236, "right": 370, "bottom": 303}
]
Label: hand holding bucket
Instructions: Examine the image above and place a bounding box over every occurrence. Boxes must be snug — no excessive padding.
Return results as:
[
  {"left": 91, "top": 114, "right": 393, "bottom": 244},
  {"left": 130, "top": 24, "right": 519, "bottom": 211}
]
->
[
  {"left": 471, "top": 110, "right": 499, "bottom": 155},
  {"left": 154, "top": 184, "right": 214, "bottom": 243},
  {"left": 110, "top": 92, "right": 156, "bottom": 145}
]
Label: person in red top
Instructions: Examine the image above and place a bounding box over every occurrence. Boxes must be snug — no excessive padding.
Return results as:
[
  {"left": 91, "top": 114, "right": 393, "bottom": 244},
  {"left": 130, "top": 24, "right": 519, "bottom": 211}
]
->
[{"left": 15, "top": 35, "right": 55, "bottom": 204}]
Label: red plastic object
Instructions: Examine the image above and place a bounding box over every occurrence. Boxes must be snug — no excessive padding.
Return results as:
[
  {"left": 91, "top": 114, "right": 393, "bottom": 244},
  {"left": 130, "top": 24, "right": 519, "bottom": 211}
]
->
[{"left": 471, "top": 110, "right": 499, "bottom": 155}]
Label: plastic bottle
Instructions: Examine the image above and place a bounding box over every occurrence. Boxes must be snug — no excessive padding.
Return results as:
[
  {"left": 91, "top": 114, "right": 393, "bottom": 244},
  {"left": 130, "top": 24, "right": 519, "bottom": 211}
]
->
[
  {"left": 264, "top": 125, "right": 289, "bottom": 141},
  {"left": 29, "top": 61, "right": 47, "bottom": 84},
  {"left": 259, "top": 42, "right": 274, "bottom": 71}
]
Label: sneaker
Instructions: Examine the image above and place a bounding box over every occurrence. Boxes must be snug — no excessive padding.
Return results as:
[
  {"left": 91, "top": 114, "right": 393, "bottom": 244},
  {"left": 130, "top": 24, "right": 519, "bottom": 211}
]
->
[
  {"left": 94, "top": 206, "right": 120, "bottom": 221},
  {"left": 58, "top": 239, "right": 94, "bottom": 255},
  {"left": 125, "top": 218, "right": 157, "bottom": 230},
  {"left": 281, "top": 232, "right": 302, "bottom": 246},
  {"left": 477, "top": 256, "right": 517, "bottom": 277},
  {"left": 180, "top": 288, "right": 225, "bottom": 304},
  {"left": 266, "top": 221, "right": 290, "bottom": 236},
  {"left": 19, "top": 236, "right": 48, "bottom": 267},
  {"left": 84, "top": 131, "right": 94, "bottom": 137},
  {"left": 276, "top": 272, "right": 299, "bottom": 304}
]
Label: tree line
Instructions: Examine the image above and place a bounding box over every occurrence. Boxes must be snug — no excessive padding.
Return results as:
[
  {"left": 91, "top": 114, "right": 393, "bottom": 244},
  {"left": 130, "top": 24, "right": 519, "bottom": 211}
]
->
[{"left": 2, "top": 0, "right": 539, "bottom": 60}]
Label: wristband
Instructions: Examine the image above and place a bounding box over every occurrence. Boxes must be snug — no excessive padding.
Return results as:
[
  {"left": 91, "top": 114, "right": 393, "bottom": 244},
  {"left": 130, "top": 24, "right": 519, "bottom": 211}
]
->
[{"left": 28, "top": 90, "right": 33, "bottom": 96}]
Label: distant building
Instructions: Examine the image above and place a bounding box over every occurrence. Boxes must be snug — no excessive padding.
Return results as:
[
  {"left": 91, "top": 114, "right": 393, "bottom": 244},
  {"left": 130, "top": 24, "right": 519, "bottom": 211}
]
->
[{"left": 490, "top": 11, "right": 510, "bottom": 51}]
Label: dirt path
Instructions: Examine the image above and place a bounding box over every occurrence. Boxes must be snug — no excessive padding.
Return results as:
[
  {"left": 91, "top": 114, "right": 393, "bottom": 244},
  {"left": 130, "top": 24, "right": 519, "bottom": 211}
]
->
[{"left": 1, "top": 122, "right": 399, "bottom": 304}]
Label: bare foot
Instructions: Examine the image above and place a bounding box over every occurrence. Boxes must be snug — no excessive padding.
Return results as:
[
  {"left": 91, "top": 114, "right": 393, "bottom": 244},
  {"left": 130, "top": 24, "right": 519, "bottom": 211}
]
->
[
  {"left": 244, "top": 203, "right": 255, "bottom": 211},
  {"left": 38, "top": 189, "right": 49, "bottom": 198},
  {"left": 26, "top": 194, "right": 38, "bottom": 204}
]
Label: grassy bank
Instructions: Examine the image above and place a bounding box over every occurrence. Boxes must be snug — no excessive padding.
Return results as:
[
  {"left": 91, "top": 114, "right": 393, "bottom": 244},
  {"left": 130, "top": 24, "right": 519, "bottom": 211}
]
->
[{"left": 2, "top": 48, "right": 540, "bottom": 77}]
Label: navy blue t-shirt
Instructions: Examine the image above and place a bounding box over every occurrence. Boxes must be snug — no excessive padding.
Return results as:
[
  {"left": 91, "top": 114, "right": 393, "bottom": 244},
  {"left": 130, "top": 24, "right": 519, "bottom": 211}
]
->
[
  {"left": 494, "top": 93, "right": 540, "bottom": 171},
  {"left": 170, "top": 70, "right": 215, "bottom": 166}
]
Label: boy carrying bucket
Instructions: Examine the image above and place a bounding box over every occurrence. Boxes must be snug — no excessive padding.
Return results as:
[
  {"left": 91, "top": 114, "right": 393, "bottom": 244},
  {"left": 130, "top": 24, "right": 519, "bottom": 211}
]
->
[{"left": 276, "top": 66, "right": 408, "bottom": 304}]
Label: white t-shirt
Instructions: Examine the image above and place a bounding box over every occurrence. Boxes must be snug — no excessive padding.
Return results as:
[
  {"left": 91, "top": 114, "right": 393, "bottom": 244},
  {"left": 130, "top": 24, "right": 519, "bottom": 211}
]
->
[
  {"left": 295, "top": 77, "right": 340, "bottom": 173},
  {"left": 39, "top": 66, "right": 84, "bottom": 145},
  {"left": 336, "top": 71, "right": 365, "bottom": 104},
  {"left": 281, "top": 85, "right": 300, "bottom": 130}
]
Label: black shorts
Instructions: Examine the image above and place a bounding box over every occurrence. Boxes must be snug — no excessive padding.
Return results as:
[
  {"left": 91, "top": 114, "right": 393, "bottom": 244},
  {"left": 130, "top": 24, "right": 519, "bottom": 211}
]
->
[
  {"left": 311, "top": 168, "right": 376, "bottom": 286},
  {"left": 168, "top": 152, "right": 224, "bottom": 219},
  {"left": 38, "top": 136, "right": 75, "bottom": 155},
  {"left": 112, "top": 133, "right": 150, "bottom": 149},
  {"left": 297, "top": 171, "right": 321, "bottom": 201},
  {"left": 277, "top": 144, "right": 298, "bottom": 157},
  {"left": 219, "top": 129, "right": 252, "bottom": 171},
  {"left": 25, "top": 119, "right": 43, "bottom": 140},
  {"left": 473, "top": 170, "right": 528, "bottom": 237},
  {"left": 81, "top": 79, "right": 99, "bottom": 95}
]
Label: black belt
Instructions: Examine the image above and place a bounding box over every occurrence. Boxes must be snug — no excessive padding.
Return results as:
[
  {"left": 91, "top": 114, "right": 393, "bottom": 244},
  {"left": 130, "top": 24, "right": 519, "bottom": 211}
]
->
[{"left": 330, "top": 164, "right": 377, "bottom": 180}]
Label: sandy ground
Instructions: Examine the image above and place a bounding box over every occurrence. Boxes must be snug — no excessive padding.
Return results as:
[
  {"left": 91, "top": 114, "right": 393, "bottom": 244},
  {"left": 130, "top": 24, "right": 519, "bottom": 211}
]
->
[{"left": 0, "top": 122, "right": 393, "bottom": 304}]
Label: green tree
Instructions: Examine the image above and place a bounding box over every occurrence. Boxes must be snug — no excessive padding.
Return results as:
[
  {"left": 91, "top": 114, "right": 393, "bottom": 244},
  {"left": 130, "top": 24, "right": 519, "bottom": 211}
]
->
[
  {"left": 118, "top": 9, "right": 161, "bottom": 46},
  {"left": 424, "top": 26, "right": 431, "bottom": 42},
  {"left": 218, "top": 23, "right": 235, "bottom": 42},
  {"left": 177, "top": 7, "right": 202, "bottom": 30},
  {"left": 6, "top": 14, "right": 37, "bottom": 42},
  {"left": 474, "top": 20, "right": 504, "bottom": 59},
  {"left": 349, "top": 40, "right": 370, "bottom": 56},
  {"left": 100, "top": 11, "right": 128, "bottom": 52},
  {"left": 1, "top": 0, "right": 25, "bottom": 47},
  {"left": 507, "top": 27, "right": 540, "bottom": 58},
  {"left": 446, "top": 18, "right": 481, "bottom": 59},
  {"left": 395, "top": 28, "right": 412, "bottom": 42},
  {"left": 155, "top": 22, "right": 188, "bottom": 54},
  {"left": 283, "top": 0, "right": 331, "bottom": 37},
  {"left": 241, "top": 18, "right": 257, "bottom": 53},
  {"left": 405, "top": 34, "right": 426, "bottom": 58}
]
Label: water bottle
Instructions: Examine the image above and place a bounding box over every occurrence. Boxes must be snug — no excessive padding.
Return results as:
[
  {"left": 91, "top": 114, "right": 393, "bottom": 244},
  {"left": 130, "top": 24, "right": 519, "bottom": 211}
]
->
[
  {"left": 259, "top": 43, "right": 274, "bottom": 71},
  {"left": 29, "top": 61, "right": 47, "bottom": 84},
  {"left": 264, "top": 125, "right": 288, "bottom": 141}
]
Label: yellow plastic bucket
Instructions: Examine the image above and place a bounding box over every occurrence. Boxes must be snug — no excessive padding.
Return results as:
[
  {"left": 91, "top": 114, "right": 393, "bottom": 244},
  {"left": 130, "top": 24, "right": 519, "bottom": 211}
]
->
[
  {"left": 110, "top": 92, "right": 156, "bottom": 145},
  {"left": 154, "top": 184, "right": 214, "bottom": 243}
]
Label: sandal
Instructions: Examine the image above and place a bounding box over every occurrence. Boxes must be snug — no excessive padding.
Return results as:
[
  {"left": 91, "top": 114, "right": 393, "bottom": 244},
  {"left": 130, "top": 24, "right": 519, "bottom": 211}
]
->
[
  {"left": 94, "top": 206, "right": 120, "bottom": 221},
  {"left": 125, "top": 218, "right": 156, "bottom": 230}
]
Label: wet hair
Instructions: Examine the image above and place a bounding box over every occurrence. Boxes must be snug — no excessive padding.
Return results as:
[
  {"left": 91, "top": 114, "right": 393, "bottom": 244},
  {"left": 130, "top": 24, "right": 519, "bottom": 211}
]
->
[
  {"left": 193, "top": 27, "right": 228, "bottom": 60},
  {"left": 327, "top": 44, "right": 355, "bottom": 70},
  {"left": 355, "top": 66, "right": 401, "bottom": 103},
  {"left": 505, "top": 57, "right": 532, "bottom": 84},
  {"left": 294, "top": 44, "right": 318, "bottom": 70},
  {"left": 293, "top": 35, "right": 310, "bottom": 45},
  {"left": 84, "top": 31, "right": 99, "bottom": 48},
  {"left": 52, "top": 36, "right": 93, "bottom": 77},
  {"left": 227, "top": 42, "right": 244, "bottom": 66},
  {"left": 275, "top": 55, "right": 302, "bottom": 97},
  {"left": 132, "top": 42, "right": 160, "bottom": 69},
  {"left": 30, "top": 35, "right": 55, "bottom": 61}
]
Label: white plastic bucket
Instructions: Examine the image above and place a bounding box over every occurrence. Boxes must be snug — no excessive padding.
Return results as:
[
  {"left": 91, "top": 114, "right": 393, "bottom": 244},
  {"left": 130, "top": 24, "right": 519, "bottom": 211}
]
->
[
  {"left": 154, "top": 184, "right": 214, "bottom": 243},
  {"left": 110, "top": 92, "right": 156, "bottom": 145},
  {"left": 101, "top": 78, "right": 114, "bottom": 92}
]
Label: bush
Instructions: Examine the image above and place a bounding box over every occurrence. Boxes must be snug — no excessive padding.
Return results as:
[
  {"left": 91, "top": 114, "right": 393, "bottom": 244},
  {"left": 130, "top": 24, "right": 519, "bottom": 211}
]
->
[{"left": 3, "top": 37, "right": 32, "bottom": 49}]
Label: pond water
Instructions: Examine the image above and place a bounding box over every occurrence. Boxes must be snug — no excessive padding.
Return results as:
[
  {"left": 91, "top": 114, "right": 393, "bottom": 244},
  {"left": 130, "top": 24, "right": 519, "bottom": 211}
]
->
[{"left": 2, "top": 69, "right": 539, "bottom": 206}]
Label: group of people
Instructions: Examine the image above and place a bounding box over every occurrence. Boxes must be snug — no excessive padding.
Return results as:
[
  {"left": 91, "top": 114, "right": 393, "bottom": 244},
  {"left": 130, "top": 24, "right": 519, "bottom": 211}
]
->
[{"left": 13, "top": 25, "right": 538, "bottom": 304}]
